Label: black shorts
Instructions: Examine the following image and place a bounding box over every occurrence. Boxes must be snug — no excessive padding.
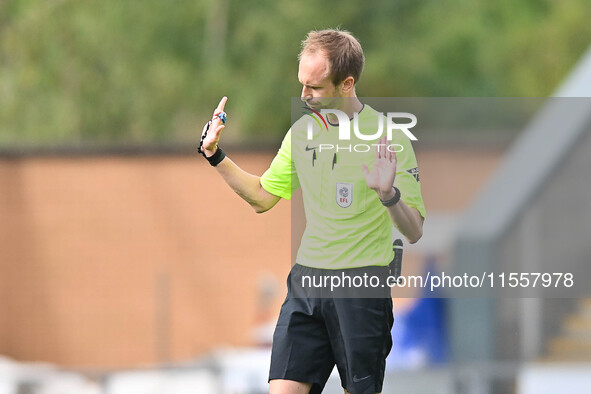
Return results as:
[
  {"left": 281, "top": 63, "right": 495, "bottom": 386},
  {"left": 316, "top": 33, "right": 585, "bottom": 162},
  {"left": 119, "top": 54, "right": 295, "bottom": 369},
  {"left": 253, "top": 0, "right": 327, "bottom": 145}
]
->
[{"left": 269, "top": 264, "right": 394, "bottom": 394}]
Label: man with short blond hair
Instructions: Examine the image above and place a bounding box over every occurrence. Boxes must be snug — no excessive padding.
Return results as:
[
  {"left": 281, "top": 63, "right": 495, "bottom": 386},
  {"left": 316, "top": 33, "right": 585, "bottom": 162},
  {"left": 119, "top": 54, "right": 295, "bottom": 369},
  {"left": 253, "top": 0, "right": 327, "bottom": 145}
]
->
[
  {"left": 298, "top": 29, "right": 365, "bottom": 86},
  {"left": 199, "top": 28, "right": 425, "bottom": 394}
]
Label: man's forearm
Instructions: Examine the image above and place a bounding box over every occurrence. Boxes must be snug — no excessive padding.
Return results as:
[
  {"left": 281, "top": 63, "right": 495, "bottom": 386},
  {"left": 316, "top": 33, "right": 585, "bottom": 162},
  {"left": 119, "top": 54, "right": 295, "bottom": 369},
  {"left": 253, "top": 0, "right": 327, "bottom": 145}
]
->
[
  {"left": 386, "top": 201, "right": 423, "bottom": 243},
  {"left": 378, "top": 189, "right": 423, "bottom": 244},
  {"left": 213, "top": 156, "right": 280, "bottom": 213}
]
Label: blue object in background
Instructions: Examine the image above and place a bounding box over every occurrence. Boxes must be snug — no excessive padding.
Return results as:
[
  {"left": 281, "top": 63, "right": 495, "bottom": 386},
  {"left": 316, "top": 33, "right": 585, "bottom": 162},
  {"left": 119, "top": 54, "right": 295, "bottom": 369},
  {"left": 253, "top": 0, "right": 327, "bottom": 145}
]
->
[{"left": 387, "top": 257, "right": 449, "bottom": 369}]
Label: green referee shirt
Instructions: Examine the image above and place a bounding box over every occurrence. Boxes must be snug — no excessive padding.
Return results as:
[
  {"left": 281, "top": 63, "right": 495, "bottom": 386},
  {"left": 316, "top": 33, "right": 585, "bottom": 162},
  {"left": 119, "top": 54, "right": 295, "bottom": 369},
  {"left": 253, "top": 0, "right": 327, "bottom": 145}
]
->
[{"left": 261, "top": 105, "right": 426, "bottom": 269}]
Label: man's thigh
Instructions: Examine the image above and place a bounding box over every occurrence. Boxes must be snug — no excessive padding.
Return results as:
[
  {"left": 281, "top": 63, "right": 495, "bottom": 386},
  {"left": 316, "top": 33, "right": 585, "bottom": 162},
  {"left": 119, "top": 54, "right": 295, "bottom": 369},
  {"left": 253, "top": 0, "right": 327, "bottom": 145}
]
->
[
  {"left": 269, "top": 295, "right": 336, "bottom": 393},
  {"left": 269, "top": 379, "right": 311, "bottom": 394}
]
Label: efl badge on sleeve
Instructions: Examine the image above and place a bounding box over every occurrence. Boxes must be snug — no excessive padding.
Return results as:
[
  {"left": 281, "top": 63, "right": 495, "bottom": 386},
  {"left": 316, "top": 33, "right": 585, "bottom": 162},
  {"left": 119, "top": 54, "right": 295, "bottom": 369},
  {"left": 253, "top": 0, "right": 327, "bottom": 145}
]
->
[{"left": 336, "top": 182, "right": 353, "bottom": 208}]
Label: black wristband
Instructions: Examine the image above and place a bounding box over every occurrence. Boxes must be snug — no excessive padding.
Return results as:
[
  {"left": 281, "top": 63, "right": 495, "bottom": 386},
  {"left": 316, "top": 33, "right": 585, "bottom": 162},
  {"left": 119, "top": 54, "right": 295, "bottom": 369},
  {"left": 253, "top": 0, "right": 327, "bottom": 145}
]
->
[
  {"left": 197, "top": 119, "right": 226, "bottom": 166},
  {"left": 205, "top": 146, "right": 226, "bottom": 166},
  {"left": 379, "top": 187, "right": 401, "bottom": 207}
]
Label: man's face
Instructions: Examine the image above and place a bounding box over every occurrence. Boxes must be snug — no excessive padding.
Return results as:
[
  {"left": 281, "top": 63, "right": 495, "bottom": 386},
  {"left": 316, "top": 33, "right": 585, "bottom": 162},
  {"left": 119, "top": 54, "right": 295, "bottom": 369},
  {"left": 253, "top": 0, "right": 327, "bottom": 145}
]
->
[{"left": 298, "top": 51, "right": 342, "bottom": 110}]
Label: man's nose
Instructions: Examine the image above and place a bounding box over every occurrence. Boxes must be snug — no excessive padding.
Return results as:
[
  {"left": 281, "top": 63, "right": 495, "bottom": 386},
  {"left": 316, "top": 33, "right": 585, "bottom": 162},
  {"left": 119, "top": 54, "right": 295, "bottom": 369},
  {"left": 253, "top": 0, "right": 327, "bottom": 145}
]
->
[{"left": 301, "top": 86, "right": 312, "bottom": 101}]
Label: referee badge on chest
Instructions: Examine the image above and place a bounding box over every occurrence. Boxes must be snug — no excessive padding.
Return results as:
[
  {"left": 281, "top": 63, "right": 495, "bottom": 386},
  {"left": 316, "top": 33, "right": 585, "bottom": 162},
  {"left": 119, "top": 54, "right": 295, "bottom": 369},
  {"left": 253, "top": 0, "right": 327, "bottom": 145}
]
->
[{"left": 336, "top": 182, "right": 353, "bottom": 208}]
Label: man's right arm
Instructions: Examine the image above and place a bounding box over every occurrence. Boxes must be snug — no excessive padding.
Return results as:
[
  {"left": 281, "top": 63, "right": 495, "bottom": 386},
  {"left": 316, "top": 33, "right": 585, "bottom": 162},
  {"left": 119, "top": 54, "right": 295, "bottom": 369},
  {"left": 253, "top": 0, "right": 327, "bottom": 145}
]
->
[
  {"left": 213, "top": 157, "right": 281, "bottom": 214},
  {"left": 200, "top": 96, "right": 281, "bottom": 214}
]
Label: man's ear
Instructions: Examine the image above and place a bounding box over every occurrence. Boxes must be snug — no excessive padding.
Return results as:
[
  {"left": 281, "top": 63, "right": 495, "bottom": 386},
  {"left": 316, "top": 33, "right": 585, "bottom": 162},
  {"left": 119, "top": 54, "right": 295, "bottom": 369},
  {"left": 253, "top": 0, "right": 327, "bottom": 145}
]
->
[{"left": 341, "top": 76, "right": 355, "bottom": 94}]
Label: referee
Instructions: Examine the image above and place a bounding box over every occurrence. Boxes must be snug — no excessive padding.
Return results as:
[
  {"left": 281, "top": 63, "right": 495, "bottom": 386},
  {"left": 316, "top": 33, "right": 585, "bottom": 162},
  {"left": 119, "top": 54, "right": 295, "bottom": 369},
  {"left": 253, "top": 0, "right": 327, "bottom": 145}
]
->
[{"left": 199, "top": 29, "right": 425, "bottom": 394}]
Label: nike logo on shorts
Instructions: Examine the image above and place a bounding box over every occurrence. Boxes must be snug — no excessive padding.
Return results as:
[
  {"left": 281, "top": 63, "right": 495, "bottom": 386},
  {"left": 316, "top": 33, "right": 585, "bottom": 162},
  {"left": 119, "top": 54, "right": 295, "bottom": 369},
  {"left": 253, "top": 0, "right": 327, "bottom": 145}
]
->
[{"left": 352, "top": 374, "right": 371, "bottom": 383}]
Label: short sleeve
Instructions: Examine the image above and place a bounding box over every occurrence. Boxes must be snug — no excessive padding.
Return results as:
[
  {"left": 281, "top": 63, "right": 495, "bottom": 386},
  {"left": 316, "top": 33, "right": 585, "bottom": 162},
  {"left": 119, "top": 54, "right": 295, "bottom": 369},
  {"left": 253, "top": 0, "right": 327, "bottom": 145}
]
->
[
  {"left": 393, "top": 133, "right": 426, "bottom": 219},
  {"left": 260, "top": 129, "right": 300, "bottom": 200}
]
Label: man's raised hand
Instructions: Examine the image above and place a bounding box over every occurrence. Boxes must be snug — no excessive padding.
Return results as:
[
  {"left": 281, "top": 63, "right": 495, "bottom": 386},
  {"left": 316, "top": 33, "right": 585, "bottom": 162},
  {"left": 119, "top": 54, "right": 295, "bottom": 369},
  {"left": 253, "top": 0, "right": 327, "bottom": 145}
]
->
[
  {"left": 361, "top": 135, "right": 398, "bottom": 200},
  {"left": 201, "top": 96, "right": 228, "bottom": 157}
]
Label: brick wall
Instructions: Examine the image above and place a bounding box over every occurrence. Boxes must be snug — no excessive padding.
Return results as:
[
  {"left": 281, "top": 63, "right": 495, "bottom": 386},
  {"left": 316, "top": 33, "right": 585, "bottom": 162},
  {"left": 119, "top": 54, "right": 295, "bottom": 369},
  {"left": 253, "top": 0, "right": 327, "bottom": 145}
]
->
[{"left": 0, "top": 149, "right": 501, "bottom": 368}]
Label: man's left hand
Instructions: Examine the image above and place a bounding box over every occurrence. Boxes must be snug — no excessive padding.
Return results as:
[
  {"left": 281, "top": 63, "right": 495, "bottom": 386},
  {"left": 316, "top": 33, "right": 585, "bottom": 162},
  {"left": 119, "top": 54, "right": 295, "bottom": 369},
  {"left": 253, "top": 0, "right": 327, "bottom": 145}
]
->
[{"left": 361, "top": 136, "right": 397, "bottom": 200}]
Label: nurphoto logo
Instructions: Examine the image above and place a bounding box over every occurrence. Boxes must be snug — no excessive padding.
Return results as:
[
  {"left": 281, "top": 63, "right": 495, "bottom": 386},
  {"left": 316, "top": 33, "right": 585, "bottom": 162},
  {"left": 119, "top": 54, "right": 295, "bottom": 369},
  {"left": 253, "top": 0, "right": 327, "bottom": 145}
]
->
[{"left": 304, "top": 107, "right": 418, "bottom": 153}]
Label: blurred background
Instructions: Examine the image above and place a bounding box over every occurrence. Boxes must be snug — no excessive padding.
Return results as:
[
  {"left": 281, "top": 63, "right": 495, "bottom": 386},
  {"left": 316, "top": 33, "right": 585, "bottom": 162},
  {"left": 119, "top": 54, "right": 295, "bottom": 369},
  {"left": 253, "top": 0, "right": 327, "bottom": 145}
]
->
[{"left": 1, "top": 0, "right": 590, "bottom": 393}]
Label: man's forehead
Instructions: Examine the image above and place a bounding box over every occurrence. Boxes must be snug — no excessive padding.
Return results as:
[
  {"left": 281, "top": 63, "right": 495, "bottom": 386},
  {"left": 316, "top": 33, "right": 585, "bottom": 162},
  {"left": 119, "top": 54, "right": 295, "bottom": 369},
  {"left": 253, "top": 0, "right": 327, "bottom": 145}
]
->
[{"left": 298, "top": 52, "right": 330, "bottom": 84}]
